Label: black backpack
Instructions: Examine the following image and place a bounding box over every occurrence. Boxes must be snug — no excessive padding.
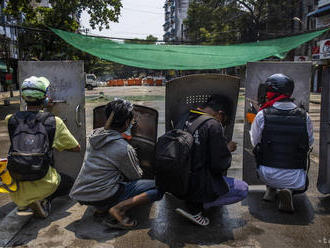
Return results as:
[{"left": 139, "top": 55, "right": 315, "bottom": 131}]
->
[
  {"left": 155, "top": 115, "right": 213, "bottom": 199},
  {"left": 7, "top": 111, "right": 56, "bottom": 181}
]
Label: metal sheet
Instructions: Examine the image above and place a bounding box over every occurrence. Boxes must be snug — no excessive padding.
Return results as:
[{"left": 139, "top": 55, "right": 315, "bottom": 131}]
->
[
  {"left": 165, "top": 74, "right": 240, "bottom": 141},
  {"left": 243, "top": 62, "right": 312, "bottom": 185},
  {"left": 18, "top": 61, "right": 86, "bottom": 178},
  {"left": 93, "top": 104, "right": 158, "bottom": 179},
  {"left": 318, "top": 67, "right": 330, "bottom": 194}
]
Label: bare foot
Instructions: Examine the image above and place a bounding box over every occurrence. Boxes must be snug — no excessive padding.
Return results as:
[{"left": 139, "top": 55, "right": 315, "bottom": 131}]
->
[{"left": 109, "top": 206, "right": 137, "bottom": 228}]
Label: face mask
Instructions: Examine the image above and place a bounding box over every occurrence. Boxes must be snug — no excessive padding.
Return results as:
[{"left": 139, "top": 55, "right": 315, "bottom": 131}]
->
[{"left": 122, "top": 122, "right": 133, "bottom": 140}]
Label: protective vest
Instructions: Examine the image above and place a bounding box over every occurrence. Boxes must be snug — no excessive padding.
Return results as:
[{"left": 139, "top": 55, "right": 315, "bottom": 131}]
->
[{"left": 258, "top": 106, "right": 309, "bottom": 170}]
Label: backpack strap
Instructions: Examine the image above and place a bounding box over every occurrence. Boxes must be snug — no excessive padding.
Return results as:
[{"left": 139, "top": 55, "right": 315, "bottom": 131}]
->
[
  {"left": 187, "top": 115, "right": 214, "bottom": 134},
  {"left": 36, "top": 112, "right": 56, "bottom": 147}
]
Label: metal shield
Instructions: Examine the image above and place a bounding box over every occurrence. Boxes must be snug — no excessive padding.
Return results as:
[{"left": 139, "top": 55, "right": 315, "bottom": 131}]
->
[
  {"left": 318, "top": 67, "right": 330, "bottom": 194},
  {"left": 243, "top": 62, "right": 312, "bottom": 185},
  {"left": 93, "top": 104, "right": 158, "bottom": 179},
  {"left": 18, "top": 61, "right": 86, "bottom": 178},
  {"left": 165, "top": 74, "right": 240, "bottom": 140}
]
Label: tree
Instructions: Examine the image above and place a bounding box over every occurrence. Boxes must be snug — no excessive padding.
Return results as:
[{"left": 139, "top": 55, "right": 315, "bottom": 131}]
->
[
  {"left": 4, "top": 0, "right": 122, "bottom": 60},
  {"left": 124, "top": 34, "right": 158, "bottom": 44},
  {"left": 184, "top": 0, "right": 246, "bottom": 44},
  {"left": 184, "top": 0, "right": 302, "bottom": 44}
]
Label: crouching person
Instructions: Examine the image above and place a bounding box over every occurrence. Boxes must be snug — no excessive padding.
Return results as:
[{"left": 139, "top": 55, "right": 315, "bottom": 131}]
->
[
  {"left": 7, "top": 76, "right": 80, "bottom": 218},
  {"left": 173, "top": 95, "right": 248, "bottom": 226},
  {"left": 250, "top": 74, "right": 314, "bottom": 213},
  {"left": 70, "top": 99, "right": 163, "bottom": 229}
]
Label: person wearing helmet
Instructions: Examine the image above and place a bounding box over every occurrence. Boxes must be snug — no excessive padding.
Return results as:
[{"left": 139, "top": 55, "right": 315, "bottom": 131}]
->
[
  {"left": 5, "top": 76, "right": 80, "bottom": 218},
  {"left": 70, "top": 99, "right": 163, "bottom": 229},
  {"left": 250, "top": 73, "right": 314, "bottom": 213}
]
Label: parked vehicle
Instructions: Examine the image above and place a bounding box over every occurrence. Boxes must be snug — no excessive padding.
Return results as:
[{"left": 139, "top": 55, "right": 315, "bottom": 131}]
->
[{"left": 85, "top": 74, "right": 98, "bottom": 90}]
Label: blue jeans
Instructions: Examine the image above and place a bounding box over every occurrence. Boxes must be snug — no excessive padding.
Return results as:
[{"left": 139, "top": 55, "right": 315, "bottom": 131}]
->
[
  {"left": 87, "top": 179, "right": 163, "bottom": 212},
  {"left": 117, "top": 179, "right": 164, "bottom": 203}
]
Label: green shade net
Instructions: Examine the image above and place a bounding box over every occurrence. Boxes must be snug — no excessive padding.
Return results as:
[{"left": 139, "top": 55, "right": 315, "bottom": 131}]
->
[{"left": 51, "top": 28, "right": 328, "bottom": 70}]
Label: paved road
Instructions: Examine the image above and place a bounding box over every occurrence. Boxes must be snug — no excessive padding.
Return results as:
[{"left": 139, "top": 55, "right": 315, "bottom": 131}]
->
[{"left": 0, "top": 87, "right": 329, "bottom": 248}]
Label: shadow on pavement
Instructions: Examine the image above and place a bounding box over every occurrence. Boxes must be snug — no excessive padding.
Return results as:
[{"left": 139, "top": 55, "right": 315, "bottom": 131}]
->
[
  {"left": 245, "top": 191, "right": 314, "bottom": 225},
  {"left": 148, "top": 194, "right": 246, "bottom": 248},
  {"left": 7, "top": 196, "right": 75, "bottom": 247},
  {"left": 315, "top": 196, "right": 330, "bottom": 215},
  {"left": 66, "top": 203, "right": 154, "bottom": 242},
  {"left": 0, "top": 201, "right": 16, "bottom": 220}
]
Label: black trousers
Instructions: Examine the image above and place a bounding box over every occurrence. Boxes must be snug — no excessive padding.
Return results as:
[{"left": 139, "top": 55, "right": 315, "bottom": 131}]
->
[{"left": 47, "top": 173, "right": 74, "bottom": 202}]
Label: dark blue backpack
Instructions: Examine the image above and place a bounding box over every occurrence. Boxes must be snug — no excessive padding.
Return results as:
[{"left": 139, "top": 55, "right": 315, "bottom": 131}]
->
[{"left": 7, "top": 111, "right": 55, "bottom": 181}]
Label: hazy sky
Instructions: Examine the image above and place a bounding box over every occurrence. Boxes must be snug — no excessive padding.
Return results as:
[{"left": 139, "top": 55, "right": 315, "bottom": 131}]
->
[{"left": 80, "top": 0, "right": 165, "bottom": 40}]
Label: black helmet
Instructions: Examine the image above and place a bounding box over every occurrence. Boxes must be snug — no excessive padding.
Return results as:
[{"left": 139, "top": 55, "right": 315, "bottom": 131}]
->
[
  {"left": 105, "top": 98, "right": 134, "bottom": 128},
  {"left": 257, "top": 73, "right": 294, "bottom": 105}
]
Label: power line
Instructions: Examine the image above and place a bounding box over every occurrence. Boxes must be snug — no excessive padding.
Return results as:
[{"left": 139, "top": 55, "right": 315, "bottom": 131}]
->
[
  {"left": 123, "top": 7, "right": 163, "bottom": 15},
  {"left": 0, "top": 22, "right": 326, "bottom": 45}
]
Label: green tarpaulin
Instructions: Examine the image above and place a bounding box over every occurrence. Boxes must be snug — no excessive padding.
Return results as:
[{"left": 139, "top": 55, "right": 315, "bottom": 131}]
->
[{"left": 51, "top": 28, "right": 328, "bottom": 70}]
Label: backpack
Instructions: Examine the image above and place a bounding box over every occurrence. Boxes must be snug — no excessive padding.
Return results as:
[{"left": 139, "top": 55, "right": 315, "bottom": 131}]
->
[
  {"left": 155, "top": 115, "right": 213, "bottom": 199},
  {"left": 7, "top": 111, "right": 56, "bottom": 181}
]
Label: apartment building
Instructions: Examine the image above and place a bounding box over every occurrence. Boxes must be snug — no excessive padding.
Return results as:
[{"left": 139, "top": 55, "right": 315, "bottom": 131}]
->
[{"left": 163, "top": 0, "right": 190, "bottom": 42}]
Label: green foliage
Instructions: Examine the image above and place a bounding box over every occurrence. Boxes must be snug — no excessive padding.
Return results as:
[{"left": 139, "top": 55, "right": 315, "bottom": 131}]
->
[
  {"left": 4, "top": 0, "right": 122, "bottom": 60},
  {"left": 124, "top": 34, "right": 158, "bottom": 44},
  {"left": 185, "top": 0, "right": 301, "bottom": 44}
]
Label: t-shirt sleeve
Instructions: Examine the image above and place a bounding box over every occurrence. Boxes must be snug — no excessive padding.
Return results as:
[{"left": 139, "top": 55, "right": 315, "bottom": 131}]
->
[{"left": 53, "top": 117, "right": 79, "bottom": 151}]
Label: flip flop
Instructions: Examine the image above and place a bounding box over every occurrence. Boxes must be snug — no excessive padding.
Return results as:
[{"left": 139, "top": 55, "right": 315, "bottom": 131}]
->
[{"left": 103, "top": 216, "right": 138, "bottom": 230}]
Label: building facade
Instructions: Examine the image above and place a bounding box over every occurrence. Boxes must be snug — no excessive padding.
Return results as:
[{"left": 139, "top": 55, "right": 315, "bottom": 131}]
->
[{"left": 163, "top": 0, "right": 190, "bottom": 42}]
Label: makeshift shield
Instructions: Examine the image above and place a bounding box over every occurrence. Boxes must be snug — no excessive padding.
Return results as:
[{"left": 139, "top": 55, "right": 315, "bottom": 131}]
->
[
  {"left": 243, "top": 62, "right": 312, "bottom": 185},
  {"left": 165, "top": 74, "right": 240, "bottom": 141},
  {"left": 318, "top": 67, "right": 330, "bottom": 194},
  {"left": 18, "top": 61, "right": 86, "bottom": 178},
  {"left": 93, "top": 104, "right": 158, "bottom": 179}
]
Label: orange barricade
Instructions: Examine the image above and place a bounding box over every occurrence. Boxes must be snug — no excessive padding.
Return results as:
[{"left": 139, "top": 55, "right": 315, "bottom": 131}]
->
[
  {"left": 155, "top": 79, "right": 163, "bottom": 86},
  {"left": 135, "top": 78, "right": 142, "bottom": 86},
  {"left": 117, "top": 79, "right": 124, "bottom": 86},
  {"left": 146, "top": 78, "right": 154, "bottom": 86},
  {"left": 128, "top": 79, "right": 135, "bottom": 86}
]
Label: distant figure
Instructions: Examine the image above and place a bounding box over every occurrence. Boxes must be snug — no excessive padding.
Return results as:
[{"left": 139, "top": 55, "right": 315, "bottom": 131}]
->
[
  {"left": 70, "top": 99, "right": 163, "bottom": 229},
  {"left": 6, "top": 76, "right": 80, "bottom": 218},
  {"left": 250, "top": 73, "right": 314, "bottom": 212}
]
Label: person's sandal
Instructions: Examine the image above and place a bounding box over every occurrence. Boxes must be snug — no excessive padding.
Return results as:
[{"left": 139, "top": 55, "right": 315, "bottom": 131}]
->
[
  {"left": 103, "top": 216, "right": 137, "bottom": 230},
  {"left": 175, "top": 208, "right": 210, "bottom": 226},
  {"left": 27, "top": 200, "right": 50, "bottom": 218}
]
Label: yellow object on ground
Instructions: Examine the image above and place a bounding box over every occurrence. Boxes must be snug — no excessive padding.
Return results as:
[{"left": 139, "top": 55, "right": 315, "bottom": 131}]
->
[{"left": 0, "top": 159, "right": 17, "bottom": 193}]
